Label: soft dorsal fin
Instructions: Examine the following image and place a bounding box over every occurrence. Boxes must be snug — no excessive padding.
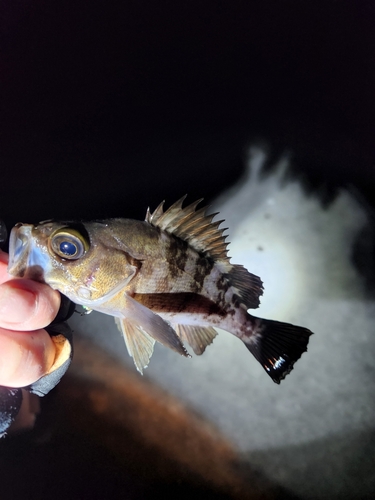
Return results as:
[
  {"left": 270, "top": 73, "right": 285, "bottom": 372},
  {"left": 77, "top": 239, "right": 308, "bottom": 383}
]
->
[{"left": 145, "top": 196, "right": 229, "bottom": 261}]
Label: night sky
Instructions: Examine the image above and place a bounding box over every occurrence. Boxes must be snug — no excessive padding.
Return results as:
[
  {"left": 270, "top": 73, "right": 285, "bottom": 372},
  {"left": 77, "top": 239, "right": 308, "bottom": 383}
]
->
[{"left": 1, "top": 0, "right": 374, "bottom": 229}]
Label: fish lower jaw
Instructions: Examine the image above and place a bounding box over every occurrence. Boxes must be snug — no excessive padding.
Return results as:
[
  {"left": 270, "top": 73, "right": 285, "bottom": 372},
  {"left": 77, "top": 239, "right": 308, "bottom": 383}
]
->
[
  {"left": 61, "top": 286, "right": 125, "bottom": 309},
  {"left": 42, "top": 281, "right": 92, "bottom": 306}
]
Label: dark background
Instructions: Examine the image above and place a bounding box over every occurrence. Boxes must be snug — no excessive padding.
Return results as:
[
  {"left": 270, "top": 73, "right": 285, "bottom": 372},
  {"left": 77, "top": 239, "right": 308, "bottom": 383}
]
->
[
  {"left": 1, "top": 0, "right": 374, "bottom": 230},
  {"left": 1, "top": 2, "right": 375, "bottom": 498}
]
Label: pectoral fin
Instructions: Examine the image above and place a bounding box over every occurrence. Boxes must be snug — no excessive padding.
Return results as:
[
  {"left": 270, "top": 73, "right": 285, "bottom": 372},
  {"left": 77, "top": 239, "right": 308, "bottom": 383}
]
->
[
  {"left": 115, "top": 317, "right": 155, "bottom": 374},
  {"left": 120, "top": 294, "right": 190, "bottom": 358}
]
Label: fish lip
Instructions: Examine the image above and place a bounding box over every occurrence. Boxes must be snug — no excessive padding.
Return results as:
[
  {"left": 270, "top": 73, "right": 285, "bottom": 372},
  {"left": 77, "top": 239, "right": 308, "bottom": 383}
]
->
[
  {"left": 8, "top": 224, "right": 52, "bottom": 282},
  {"left": 8, "top": 224, "right": 33, "bottom": 277}
]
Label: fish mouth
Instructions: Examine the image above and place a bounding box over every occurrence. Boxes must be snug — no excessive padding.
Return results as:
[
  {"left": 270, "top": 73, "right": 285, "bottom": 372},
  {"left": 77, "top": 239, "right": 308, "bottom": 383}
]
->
[
  {"left": 8, "top": 224, "right": 55, "bottom": 282},
  {"left": 8, "top": 223, "right": 48, "bottom": 281},
  {"left": 8, "top": 224, "right": 32, "bottom": 277}
]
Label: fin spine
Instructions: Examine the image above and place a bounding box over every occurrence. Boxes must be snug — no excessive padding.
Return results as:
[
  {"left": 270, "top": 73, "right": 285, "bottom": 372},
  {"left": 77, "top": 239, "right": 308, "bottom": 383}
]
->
[{"left": 147, "top": 197, "right": 230, "bottom": 261}]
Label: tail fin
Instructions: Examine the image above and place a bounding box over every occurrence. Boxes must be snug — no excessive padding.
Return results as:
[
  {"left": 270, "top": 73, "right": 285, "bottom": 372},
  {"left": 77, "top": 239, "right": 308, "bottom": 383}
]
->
[{"left": 243, "top": 317, "right": 313, "bottom": 383}]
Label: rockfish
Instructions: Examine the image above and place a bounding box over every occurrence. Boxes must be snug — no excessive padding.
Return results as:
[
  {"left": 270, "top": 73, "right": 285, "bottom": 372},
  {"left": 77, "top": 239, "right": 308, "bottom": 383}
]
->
[{"left": 8, "top": 196, "right": 312, "bottom": 382}]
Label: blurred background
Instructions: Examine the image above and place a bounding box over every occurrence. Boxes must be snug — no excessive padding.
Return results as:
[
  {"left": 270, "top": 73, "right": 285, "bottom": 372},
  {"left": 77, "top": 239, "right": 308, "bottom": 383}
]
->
[{"left": 0, "top": 1, "right": 374, "bottom": 498}]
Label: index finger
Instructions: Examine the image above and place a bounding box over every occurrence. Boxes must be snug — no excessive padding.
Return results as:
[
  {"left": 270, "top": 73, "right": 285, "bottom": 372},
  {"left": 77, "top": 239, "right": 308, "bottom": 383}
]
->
[
  {"left": 0, "top": 327, "right": 56, "bottom": 387},
  {"left": 0, "top": 250, "right": 61, "bottom": 330}
]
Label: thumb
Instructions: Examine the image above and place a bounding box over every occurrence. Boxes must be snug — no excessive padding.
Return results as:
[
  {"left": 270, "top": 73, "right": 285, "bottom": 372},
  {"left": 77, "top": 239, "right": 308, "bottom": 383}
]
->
[
  {"left": 0, "top": 280, "right": 61, "bottom": 331},
  {"left": 0, "top": 328, "right": 56, "bottom": 387}
]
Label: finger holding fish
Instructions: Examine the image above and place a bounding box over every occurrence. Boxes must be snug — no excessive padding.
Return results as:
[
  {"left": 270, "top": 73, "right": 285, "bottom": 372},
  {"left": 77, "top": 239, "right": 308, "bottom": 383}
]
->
[
  {"left": 0, "top": 326, "right": 56, "bottom": 387},
  {"left": 0, "top": 252, "right": 60, "bottom": 331},
  {"left": 0, "top": 250, "right": 59, "bottom": 387}
]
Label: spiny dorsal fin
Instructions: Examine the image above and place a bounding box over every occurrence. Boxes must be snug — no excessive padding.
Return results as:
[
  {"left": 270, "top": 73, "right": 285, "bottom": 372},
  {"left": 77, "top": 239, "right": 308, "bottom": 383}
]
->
[{"left": 145, "top": 196, "right": 230, "bottom": 261}]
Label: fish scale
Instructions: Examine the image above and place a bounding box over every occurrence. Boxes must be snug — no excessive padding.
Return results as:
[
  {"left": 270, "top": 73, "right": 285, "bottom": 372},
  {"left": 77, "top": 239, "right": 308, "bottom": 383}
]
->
[{"left": 7, "top": 197, "right": 313, "bottom": 382}]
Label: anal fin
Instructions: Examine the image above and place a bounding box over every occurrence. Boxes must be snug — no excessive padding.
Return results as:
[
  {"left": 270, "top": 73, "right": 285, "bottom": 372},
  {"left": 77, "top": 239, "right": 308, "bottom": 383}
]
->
[
  {"left": 115, "top": 317, "right": 155, "bottom": 374},
  {"left": 175, "top": 324, "right": 217, "bottom": 355}
]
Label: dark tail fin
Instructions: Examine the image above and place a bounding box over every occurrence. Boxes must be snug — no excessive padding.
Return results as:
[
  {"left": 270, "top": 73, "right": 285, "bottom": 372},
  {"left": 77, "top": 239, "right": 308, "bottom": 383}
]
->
[{"left": 243, "top": 317, "right": 313, "bottom": 384}]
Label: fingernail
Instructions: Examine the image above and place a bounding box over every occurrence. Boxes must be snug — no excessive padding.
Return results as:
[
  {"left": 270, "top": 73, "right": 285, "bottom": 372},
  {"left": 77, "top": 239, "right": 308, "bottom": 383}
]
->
[{"left": 0, "top": 285, "right": 37, "bottom": 324}]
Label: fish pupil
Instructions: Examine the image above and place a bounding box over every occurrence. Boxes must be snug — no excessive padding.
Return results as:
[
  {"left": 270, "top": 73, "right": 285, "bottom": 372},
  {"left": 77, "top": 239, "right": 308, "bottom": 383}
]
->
[{"left": 59, "top": 241, "right": 77, "bottom": 256}]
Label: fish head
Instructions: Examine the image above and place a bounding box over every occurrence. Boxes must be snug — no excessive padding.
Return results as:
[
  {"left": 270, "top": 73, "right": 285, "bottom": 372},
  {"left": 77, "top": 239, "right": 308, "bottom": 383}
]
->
[{"left": 8, "top": 220, "right": 139, "bottom": 306}]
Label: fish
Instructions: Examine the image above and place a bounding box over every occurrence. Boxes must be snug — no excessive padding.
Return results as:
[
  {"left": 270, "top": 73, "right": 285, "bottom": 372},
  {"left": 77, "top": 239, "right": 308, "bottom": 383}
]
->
[{"left": 7, "top": 196, "right": 313, "bottom": 383}]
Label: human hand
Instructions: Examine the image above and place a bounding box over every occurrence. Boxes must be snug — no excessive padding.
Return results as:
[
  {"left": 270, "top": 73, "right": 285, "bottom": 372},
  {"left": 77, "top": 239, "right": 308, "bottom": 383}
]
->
[{"left": 0, "top": 250, "right": 61, "bottom": 387}]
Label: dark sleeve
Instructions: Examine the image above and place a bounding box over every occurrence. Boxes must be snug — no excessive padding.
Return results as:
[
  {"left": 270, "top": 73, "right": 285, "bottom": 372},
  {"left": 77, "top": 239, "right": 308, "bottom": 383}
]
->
[
  {"left": 0, "top": 387, "right": 23, "bottom": 438},
  {"left": 27, "top": 321, "right": 74, "bottom": 397}
]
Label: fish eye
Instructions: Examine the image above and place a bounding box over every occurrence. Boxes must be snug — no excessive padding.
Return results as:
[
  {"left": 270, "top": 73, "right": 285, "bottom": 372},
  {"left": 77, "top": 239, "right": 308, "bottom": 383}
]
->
[{"left": 50, "top": 228, "right": 89, "bottom": 260}]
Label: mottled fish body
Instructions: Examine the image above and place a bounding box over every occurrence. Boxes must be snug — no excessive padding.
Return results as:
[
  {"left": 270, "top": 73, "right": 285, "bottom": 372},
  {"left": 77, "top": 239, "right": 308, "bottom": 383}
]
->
[{"left": 8, "top": 196, "right": 312, "bottom": 382}]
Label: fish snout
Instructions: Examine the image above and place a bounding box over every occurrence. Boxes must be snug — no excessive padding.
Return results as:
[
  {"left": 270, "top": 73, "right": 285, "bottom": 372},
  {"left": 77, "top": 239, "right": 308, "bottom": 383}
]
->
[{"left": 8, "top": 224, "right": 34, "bottom": 277}]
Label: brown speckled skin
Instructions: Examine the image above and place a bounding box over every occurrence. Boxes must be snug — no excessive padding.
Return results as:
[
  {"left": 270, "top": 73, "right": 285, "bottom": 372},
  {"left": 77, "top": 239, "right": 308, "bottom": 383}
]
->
[{"left": 9, "top": 218, "right": 250, "bottom": 336}]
